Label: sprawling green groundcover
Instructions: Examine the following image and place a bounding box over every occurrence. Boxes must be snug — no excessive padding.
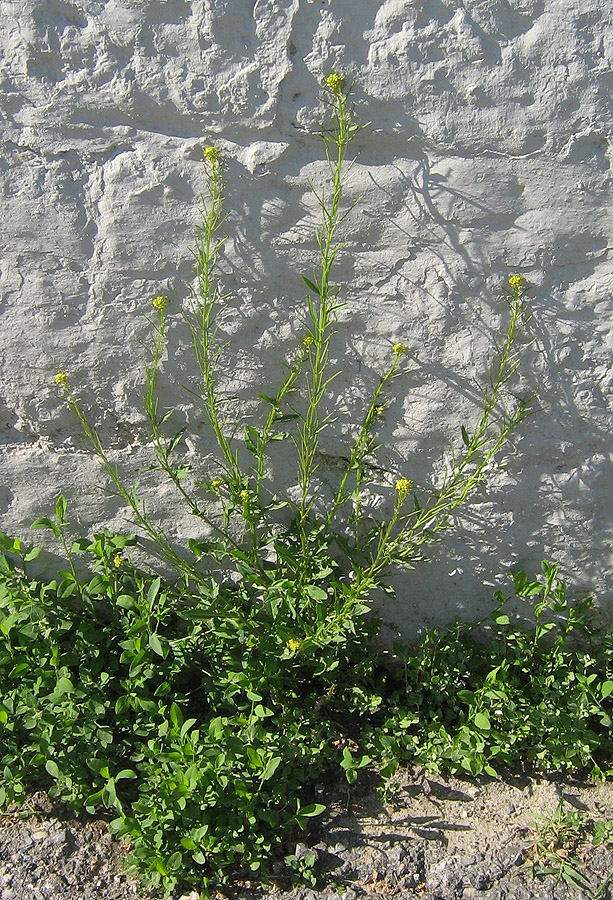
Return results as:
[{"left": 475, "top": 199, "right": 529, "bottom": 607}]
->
[
  {"left": 0, "top": 543, "right": 612, "bottom": 898},
  {"left": 2, "top": 75, "right": 611, "bottom": 897}
]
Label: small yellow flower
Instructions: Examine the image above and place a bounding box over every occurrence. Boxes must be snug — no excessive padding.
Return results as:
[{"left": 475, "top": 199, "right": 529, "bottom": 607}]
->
[
  {"left": 203, "top": 145, "right": 219, "bottom": 165},
  {"left": 240, "top": 489, "right": 249, "bottom": 501},
  {"left": 509, "top": 274, "right": 525, "bottom": 291},
  {"left": 113, "top": 554, "right": 122, "bottom": 568},
  {"left": 210, "top": 478, "right": 222, "bottom": 490},
  {"left": 288, "top": 638, "right": 302, "bottom": 653},
  {"left": 373, "top": 405, "right": 385, "bottom": 418},
  {"left": 302, "top": 334, "right": 314, "bottom": 348},
  {"left": 395, "top": 477, "right": 412, "bottom": 494},
  {"left": 325, "top": 72, "right": 345, "bottom": 96},
  {"left": 393, "top": 342, "right": 407, "bottom": 356},
  {"left": 55, "top": 371, "right": 68, "bottom": 386},
  {"left": 152, "top": 294, "right": 169, "bottom": 312}
]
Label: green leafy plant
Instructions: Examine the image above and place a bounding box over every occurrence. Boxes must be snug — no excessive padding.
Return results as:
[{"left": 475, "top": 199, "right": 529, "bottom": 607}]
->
[
  {"left": 0, "top": 74, "right": 543, "bottom": 897},
  {"left": 1, "top": 527, "right": 613, "bottom": 897},
  {"left": 363, "top": 561, "right": 613, "bottom": 782}
]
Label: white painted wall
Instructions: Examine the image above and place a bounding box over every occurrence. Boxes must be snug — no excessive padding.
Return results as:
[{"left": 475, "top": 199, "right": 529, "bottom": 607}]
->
[{"left": 1, "top": 0, "right": 612, "bottom": 635}]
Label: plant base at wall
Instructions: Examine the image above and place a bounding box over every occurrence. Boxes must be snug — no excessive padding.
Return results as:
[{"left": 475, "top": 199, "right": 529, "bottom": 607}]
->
[{"left": 0, "top": 535, "right": 611, "bottom": 899}]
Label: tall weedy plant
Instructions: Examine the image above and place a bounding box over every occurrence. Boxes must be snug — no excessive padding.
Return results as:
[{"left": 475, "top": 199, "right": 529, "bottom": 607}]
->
[
  {"left": 56, "top": 73, "right": 531, "bottom": 654},
  {"left": 0, "top": 73, "right": 536, "bottom": 897}
]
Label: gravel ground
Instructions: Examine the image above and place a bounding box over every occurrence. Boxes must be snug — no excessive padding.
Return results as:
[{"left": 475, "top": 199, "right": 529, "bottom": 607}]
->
[{"left": 1, "top": 772, "right": 612, "bottom": 900}]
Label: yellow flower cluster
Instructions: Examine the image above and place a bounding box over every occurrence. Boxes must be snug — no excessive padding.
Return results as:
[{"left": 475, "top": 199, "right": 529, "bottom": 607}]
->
[
  {"left": 287, "top": 638, "right": 302, "bottom": 653},
  {"left": 55, "top": 371, "right": 68, "bottom": 386},
  {"left": 203, "top": 145, "right": 219, "bottom": 165},
  {"left": 395, "top": 477, "right": 412, "bottom": 494},
  {"left": 152, "top": 294, "right": 169, "bottom": 312},
  {"left": 393, "top": 342, "right": 407, "bottom": 356},
  {"left": 302, "top": 334, "right": 314, "bottom": 348},
  {"left": 240, "top": 489, "right": 249, "bottom": 501},
  {"left": 325, "top": 72, "right": 345, "bottom": 96},
  {"left": 113, "top": 554, "right": 122, "bottom": 568},
  {"left": 509, "top": 274, "right": 525, "bottom": 291},
  {"left": 210, "top": 478, "right": 222, "bottom": 490}
]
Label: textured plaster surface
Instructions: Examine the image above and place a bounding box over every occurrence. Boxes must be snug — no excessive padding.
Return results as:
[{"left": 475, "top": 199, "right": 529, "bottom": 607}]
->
[{"left": 0, "top": 0, "right": 612, "bottom": 636}]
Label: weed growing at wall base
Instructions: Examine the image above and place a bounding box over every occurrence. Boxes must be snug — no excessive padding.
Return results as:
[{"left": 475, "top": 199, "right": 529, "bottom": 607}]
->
[{"left": 3, "top": 77, "right": 600, "bottom": 898}]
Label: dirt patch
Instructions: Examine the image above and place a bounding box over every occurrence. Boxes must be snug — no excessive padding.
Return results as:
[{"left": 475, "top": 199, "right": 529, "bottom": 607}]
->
[{"left": 1, "top": 772, "right": 612, "bottom": 900}]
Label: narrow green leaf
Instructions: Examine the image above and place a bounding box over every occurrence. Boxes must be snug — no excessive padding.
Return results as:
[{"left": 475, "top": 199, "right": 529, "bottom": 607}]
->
[
  {"left": 301, "top": 275, "right": 320, "bottom": 295},
  {"left": 146, "top": 577, "right": 161, "bottom": 609},
  {"left": 55, "top": 495, "right": 67, "bottom": 524},
  {"left": 168, "top": 427, "right": 187, "bottom": 454},
  {"left": 170, "top": 702, "right": 183, "bottom": 729}
]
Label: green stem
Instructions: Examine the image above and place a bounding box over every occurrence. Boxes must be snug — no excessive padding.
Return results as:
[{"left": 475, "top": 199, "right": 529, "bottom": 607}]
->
[
  {"left": 143, "top": 311, "right": 245, "bottom": 560},
  {"left": 190, "top": 157, "right": 243, "bottom": 494},
  {"left": 367, "top": 287, "right": 531, "bottom": 576},
  {"left": 326, "top": 353, "right": 401, "bottom": 534},
  {"left": 295, "top": 89, "right": 354, "bottom": 562},
  {"left": 62, "top": 385, "right": 209, "bottom": 588}
]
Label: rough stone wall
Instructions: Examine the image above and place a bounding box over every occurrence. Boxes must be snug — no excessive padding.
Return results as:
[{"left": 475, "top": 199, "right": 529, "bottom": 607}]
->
[{"left": 0, "top": 0, "right": 612, "bottom": 635}]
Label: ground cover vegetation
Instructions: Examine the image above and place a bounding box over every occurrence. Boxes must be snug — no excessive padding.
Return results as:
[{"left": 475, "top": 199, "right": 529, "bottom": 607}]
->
[{"left": 1, "top": 75, "right": 612, "bottom": 897}]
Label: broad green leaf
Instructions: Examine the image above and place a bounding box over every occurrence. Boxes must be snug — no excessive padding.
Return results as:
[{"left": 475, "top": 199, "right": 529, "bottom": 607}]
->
[
  {"left": 474, "top": 712, "right": 491, "bottom": 731},
  {"left": 84, "top": 790, "right": 103, "bottom": 812},
  {"left": 115, "top": 695, "right": 130, "bottom": 715},
  {"left": 167, "top": 851, "right": 183, "bottom": 871},
  {"left": 304, "top": 584, "right": 328, "bottom": 601},
  {"left": 298, "top": 803, "right": 326, "bottom": 818},
  {"left": 148, "top": 633, "right": 164, "bottom": 657},
  {"left": 180, "top": 718, "right": 197, "bottom": 739},
  {"left": 31, "top": 518, "right": 59, "bottom": 535},
  {"left": 45, "top": 760, "right": 60, "bottom": 779},
  {"left": 24, "top": 547, "right": 42, "bottom": 562},
  {"left": 261, "top": 756, "right": 281, "bottom": 781},
  {"left": 54, "top": 676, "right": 74, "bottom": 696}
]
